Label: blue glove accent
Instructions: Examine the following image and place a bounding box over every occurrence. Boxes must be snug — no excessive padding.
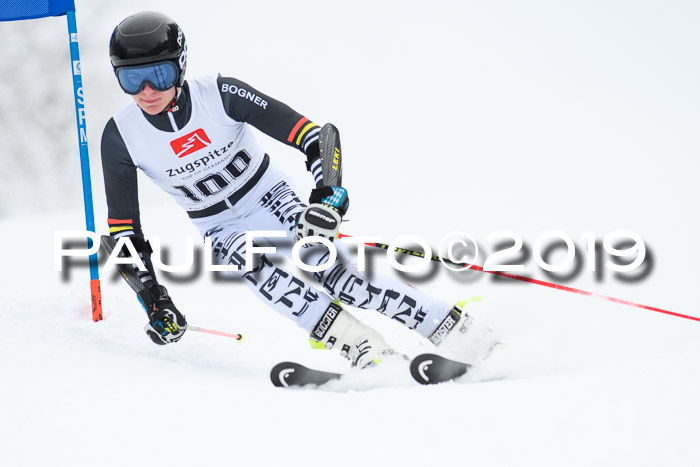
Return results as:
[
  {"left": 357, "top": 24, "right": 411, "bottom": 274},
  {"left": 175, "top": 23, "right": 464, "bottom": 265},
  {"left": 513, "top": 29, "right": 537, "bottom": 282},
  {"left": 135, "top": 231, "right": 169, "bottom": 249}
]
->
[
  {"left": 321, "top": 186, "right": 347, "bottom": 209},
  {"left": 309, "top": 186, "right": 350, "bottom": 216}
]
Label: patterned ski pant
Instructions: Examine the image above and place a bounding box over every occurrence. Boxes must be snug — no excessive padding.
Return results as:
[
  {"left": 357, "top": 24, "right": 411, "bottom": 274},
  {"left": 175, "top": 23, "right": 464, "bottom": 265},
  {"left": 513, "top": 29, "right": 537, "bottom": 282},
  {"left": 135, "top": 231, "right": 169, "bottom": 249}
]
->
[{"left": 191, "top": 168, "right": 449, "bottom": 338}]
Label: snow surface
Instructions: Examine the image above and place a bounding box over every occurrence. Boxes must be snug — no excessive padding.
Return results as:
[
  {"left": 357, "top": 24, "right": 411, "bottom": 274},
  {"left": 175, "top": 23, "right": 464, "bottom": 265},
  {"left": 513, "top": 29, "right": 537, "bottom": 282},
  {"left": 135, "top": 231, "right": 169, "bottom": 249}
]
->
[{"left": 2, "top": 1, "right": 700, "bottom": 466}]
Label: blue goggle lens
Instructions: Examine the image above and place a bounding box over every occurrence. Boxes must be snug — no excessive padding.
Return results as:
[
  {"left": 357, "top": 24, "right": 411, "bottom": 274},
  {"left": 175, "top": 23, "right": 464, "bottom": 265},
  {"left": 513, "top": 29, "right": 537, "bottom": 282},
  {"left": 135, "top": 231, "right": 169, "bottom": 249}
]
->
[{"left": 116, "top": 62, "right": 179, "bottom": 95}]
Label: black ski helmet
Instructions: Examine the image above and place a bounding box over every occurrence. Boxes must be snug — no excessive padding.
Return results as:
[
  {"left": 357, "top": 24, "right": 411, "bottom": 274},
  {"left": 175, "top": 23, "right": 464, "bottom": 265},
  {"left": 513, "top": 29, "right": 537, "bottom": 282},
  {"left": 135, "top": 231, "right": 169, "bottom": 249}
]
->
[{"left": 109, "top": 11, "right": 187, "bottom": 87}]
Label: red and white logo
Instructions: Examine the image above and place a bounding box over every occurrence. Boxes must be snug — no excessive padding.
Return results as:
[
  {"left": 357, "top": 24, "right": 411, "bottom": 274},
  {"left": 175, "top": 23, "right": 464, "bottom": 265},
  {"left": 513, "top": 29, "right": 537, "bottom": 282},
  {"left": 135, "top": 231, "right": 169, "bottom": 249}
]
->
[{"left": 170, "top": 129, "right": 211, "bottom": 158}]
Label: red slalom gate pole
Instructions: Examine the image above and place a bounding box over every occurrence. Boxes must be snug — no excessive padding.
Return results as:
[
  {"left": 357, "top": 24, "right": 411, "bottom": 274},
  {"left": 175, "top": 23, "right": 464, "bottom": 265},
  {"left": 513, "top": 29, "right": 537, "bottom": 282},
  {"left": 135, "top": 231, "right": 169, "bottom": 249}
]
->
[{"left": 338, "top": 233, "right": 700, "bottom": 323}]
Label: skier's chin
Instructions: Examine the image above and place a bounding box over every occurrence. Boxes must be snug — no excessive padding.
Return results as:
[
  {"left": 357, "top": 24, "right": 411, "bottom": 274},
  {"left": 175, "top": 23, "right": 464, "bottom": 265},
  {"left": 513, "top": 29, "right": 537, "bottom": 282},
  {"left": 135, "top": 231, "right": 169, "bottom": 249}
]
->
[
  {"left": 138, "top": 99, "right": 168, "bottom": 115},
  {"left": 133, "top": 87, "right": 176, "bottom": 115}
]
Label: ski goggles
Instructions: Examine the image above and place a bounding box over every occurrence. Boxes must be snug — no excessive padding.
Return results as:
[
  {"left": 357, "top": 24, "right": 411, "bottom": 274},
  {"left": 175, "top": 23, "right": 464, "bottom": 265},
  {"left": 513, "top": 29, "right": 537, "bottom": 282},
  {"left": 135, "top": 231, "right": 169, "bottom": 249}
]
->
[{"left": 116, "top": 61, "right": 179, "bottom": 95}]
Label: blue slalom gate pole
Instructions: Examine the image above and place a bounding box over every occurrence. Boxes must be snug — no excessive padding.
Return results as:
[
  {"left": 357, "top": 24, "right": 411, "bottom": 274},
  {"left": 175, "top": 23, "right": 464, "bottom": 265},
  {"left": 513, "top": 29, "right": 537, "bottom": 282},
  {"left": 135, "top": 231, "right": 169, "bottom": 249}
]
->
[{"left": 66, "top": 10, "right": 103, "bottom": 321}]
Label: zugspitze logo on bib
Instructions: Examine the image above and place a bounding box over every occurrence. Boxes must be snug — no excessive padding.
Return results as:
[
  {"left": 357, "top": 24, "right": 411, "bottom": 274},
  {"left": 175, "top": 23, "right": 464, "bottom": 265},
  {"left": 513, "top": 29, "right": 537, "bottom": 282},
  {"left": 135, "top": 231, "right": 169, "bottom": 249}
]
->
[{"left": 170, "top": 129, "right": 211, "bottom": 158}]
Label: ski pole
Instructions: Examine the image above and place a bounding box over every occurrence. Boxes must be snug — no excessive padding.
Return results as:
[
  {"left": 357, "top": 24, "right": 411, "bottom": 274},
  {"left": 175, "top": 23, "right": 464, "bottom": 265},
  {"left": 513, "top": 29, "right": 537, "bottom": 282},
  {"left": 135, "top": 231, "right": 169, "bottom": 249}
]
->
[
  {"left": 186, "top": 325, "right": 244, "bottom": 341},
  {"left": 338, "top": 233, "right": 699, "bottom": 323}
]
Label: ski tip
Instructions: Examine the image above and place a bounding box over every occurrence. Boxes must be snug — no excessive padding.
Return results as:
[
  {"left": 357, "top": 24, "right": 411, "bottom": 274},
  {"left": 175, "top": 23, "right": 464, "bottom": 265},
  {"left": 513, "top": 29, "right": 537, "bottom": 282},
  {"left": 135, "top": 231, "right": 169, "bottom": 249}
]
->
[
  {"left": 410, "top": 353, "right": 470, "bottom": 385},
  {"left": 270, "top": 361, "right": 343, "bottom": 388},
  {"left": 270, "top": 362, "right": 299, "bottom": 388},
  {"left": 410, "top": 353, "right": 439, "bottom": 385}
]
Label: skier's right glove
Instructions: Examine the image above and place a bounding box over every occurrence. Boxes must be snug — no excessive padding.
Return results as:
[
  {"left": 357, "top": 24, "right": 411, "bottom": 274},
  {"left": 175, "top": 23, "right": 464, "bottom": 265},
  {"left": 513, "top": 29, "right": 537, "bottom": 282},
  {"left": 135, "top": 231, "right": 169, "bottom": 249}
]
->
[
  {"left": 143, "top": 286, "right": 187, "bottom": 345},
  {"left": 294, "top": 186, "right": 349, "bottom": 245}
]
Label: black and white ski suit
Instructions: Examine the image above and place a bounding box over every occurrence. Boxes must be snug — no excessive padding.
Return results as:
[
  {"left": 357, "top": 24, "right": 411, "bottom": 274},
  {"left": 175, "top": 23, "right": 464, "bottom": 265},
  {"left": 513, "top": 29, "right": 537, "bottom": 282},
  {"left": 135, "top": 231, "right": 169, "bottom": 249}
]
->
[{"left": 101, "top": 75, "right": 449, "bottom": 335}]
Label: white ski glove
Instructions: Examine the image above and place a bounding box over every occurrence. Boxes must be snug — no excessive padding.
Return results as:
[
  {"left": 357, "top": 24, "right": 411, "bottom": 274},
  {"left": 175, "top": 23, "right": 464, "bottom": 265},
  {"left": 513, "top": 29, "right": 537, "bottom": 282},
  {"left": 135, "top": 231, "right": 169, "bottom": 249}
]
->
[{"left": 295, "top": 186, "right": 349, "bottom": 245}]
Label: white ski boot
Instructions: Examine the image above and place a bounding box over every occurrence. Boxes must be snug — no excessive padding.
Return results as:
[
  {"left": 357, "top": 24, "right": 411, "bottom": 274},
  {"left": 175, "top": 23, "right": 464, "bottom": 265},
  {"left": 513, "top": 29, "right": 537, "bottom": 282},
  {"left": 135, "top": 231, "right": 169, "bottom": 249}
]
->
[
  {"left": 428, "top": 296, "right": 500, "bottom": 363},
  {"left": 310, "top": 302, "right": 395, "bottom": 368}
]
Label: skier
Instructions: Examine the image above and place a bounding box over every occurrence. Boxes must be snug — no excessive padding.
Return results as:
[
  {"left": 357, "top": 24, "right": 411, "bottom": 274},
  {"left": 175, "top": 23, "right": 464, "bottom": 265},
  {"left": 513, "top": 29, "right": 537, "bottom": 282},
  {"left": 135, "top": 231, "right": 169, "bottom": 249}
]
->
[{"left": 102, "top": 11, "right": 475, "bottom": 368}]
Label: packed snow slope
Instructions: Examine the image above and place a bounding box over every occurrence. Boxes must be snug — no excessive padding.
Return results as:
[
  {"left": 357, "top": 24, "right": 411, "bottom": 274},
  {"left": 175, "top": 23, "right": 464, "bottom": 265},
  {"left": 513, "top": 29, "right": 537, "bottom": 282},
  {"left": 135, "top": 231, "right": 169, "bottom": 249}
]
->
[{"left": 2, "top": 1, "right": 700, "bottom": 466}]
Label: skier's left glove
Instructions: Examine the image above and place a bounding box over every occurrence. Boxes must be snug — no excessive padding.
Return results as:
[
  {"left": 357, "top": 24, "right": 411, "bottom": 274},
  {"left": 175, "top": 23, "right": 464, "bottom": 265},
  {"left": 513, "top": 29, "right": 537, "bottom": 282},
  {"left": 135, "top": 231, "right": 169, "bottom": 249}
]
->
[
  {"left": 295, "top": 186, "right": 349, "bottom": 245},
  {"left": 143, "top": 286, "right": 187, "bottom": 345}
]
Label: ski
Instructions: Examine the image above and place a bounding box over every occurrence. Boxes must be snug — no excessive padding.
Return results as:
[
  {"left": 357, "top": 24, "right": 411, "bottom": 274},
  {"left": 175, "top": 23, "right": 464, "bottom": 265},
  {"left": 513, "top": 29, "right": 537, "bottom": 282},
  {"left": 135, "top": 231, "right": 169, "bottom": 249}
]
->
[
  {"left": 409, "top": 353, "right": 471, "bottom": 385},
  {"left": 270, "top": 362, "right": 343, "bottom": 388}
]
